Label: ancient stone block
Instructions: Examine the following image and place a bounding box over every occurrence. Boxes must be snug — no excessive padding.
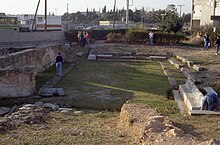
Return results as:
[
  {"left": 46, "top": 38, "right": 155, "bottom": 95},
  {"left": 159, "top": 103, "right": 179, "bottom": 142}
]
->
[
  {"left": 0, "top": 68, "right": 35, "bottom": 98},
  {"left": 42, "top": 103, "right": 59, "bottom": 111},
  {"left": 39, "top": 87, "right": 65, "bottom": 97},
  {"left": 88, "top": 54, "right": 97, "bottom": 61}
]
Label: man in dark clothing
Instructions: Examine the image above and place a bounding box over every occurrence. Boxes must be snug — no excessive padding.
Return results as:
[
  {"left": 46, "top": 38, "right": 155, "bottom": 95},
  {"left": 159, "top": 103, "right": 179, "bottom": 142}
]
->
[
  {"left": 215, "top": 36, "right": 220, "bottom": 55},
  {"left": 204, "top": 33, "right": 210, "bottom": 50},
  {"left": 55, "top": 52, "right": 64, "bottom": 76}
]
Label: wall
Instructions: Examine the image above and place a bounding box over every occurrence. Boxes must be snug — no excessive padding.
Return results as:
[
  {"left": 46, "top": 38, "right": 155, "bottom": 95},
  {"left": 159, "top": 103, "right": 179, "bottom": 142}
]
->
[
  {"left": 0, "top": 44, "right": 75, "bottom": 98},
  {"left": 0, "top": 30, "right": 65, "bottom": 44}
]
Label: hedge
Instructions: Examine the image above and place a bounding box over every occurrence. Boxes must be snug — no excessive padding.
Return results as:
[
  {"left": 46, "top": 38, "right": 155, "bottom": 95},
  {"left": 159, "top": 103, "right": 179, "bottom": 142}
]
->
[
  {"left": 64, "top": 29, "right": 127, "bottom": 42},
  {"left": 125, "top": 29, "right": 186, "bottom": 44}
]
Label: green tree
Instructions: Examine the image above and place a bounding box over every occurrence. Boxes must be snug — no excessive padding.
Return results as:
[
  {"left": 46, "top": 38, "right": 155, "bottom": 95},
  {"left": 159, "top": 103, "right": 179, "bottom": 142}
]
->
[{"left": 160, "top": 5, "right": 183, "bottom": 33}]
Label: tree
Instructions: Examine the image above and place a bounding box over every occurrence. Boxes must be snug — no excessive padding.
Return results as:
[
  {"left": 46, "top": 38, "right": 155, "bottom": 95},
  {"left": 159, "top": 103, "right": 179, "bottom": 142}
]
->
[{"left": 159, "top": 5, "right": 183, "bottom": 33}]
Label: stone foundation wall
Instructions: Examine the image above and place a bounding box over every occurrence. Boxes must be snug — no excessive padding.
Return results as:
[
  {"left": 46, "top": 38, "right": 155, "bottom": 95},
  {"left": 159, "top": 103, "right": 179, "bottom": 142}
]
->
[
  {"left": 0, "top": 44, "right": 75, "bottom": 98},
  {"left": 0, "top": 67, "right": 35, "bottom": 98}
]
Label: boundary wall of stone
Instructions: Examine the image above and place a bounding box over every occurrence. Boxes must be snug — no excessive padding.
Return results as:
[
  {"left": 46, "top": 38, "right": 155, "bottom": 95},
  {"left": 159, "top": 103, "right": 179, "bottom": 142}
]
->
[
  {"left": 0, "top": 44, "right": 74, "bottom": 98},
  {"left": 0, "top": 30, "right": 65, "bottom": 44}
]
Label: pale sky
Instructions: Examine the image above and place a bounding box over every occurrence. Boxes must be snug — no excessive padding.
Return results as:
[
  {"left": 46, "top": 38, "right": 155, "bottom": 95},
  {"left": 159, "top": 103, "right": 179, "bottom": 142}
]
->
[{"left": 1, "top": 0, "right": 191, "bottom": 15}]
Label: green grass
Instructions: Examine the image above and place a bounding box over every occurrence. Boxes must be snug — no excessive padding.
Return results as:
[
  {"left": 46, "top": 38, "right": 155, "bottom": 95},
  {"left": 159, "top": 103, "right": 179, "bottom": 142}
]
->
[
  {"left": 38, "top": 57, "right": 180, "bottom": 116},
  {"left": 0, "top": 25, "right": 17, "bottom": 29}
]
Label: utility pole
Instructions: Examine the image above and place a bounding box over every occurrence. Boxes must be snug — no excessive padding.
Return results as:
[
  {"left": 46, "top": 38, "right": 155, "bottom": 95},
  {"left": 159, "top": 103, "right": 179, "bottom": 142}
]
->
[
  {"left": 45, "top": 0, "right": 47, "bottom": 31},
  {"left": 32, "top": 0, "right": 40, "bottom": 31},
  {"left": 177, "top": 4, "right": 185, "bottom": 17},
  {"left": 67, "top": 3, "right": 69, "bottom": 29},
  {"left": 126, "top": 0, "right": 129, "bottom": 28},
  {"left": 113, "top": 0, "right": 116, "bottom": 28}
]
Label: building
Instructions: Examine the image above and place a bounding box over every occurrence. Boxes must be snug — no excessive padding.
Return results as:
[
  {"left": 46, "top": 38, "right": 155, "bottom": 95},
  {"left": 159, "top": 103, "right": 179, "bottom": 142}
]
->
[
  {"left": 191, "top": 0, "right": 220, "bottom": 29},
  {"left": 18, "top": 14, "right": 63, "bottom": 31}
]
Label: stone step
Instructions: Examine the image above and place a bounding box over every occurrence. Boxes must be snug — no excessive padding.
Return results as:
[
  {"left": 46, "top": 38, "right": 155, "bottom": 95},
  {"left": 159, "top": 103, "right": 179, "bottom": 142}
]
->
[
  {"left": 149, "top": 56, "right": 167, "bottom": 60},
  {"left": 204, "top": 87, "right": 218, "bottom": 95},
  {"left": 190, "top": 110, "right": 220, "bottom": 115},
  {"left": 179, "top": 84, "right": 201, "bottom": 111},
  {"left": 168, "top": 59, "right": 184, "bottom": 69},
  {"left": 97, "top": 59, "right": 149, "bottom": 63},
  {"left": 172, "top": 90, "right": 188, "bottom": 115}
]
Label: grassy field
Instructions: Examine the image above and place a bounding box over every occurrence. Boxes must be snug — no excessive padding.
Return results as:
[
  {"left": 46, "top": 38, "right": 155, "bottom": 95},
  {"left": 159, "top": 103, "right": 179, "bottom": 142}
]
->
[{"left": 38, "top": 57, "right": 179, "bottom": 116}]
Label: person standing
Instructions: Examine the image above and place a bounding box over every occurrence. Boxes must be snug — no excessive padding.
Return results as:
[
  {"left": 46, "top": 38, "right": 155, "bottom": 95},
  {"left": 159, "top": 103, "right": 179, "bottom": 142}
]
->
[
  {"left": 86, "top": 32, "right": 91, "bottom": 57},
  {"left": 204, "top": 33, "right": 210, "bottom": 50},
  {"left": 55, "top": 52, "right": 64, "bottom": 76},
  {"left": 215, "top": 36, "right": 220, "bottom": 55},
  {"left": 149, "top": 31, "right": 154, "bottom": 45},
  {"left": 77, "top": 31, "right": 81, "bottom": 46}
]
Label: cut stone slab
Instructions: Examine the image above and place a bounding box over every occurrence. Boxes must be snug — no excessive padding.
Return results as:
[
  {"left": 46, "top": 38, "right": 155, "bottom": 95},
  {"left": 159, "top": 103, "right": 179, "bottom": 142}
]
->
[
  {"left": 149, "top": 56, "right": 167, "bottom": 60},
  {"left": 176, "top": 55, "right": 188, "bottom": 63},
  {"left": 204, "top": 87, "right": 218, "bottom": 95},
  {"left": 0, "top": 107, "right": 11, "bottom": 115},
  {"left": 168, "top": 77, "right": 178, "bottom": 89},
  {"left": 192, "top": 65, "right": 205, "bottom": 72},
  {"left": 59, "top": 108, "right": 73, "bottom": 113},
  {"left": 186, "top": 61, "right": 194, "bottom": 67},
  {"left": 179, "top": 80, "right": 204, "bottom": 114},
  {"left": 173, "top": 90, "right": 188, "bottom": 115},
  {"left": 39, "top": 87, "right": 65, "bottom": 97},
  {"left": 34, "top": 102, "right": 44, "bottom": 107},
  {"left": 190, "top": 110, "right": 220, "bottom": 115},
  {"left": 179, "top": 84, "right": 201, "bottom": 111},
  {"left": 181, "top": 67, "right": 201, "bottom": 83},
  {"left": 168, "top": 59, "right": 184, "bottom": 69},
  {"left": 76, "top": 52, "right": 84, "bottom": 57},
  {"left": 88, "top": 54, "right": 96, "bottom": 61},
  {"left": 42, "top": 103, "right": 59, "bottom": 111},
  {"left": 96, "top": 54, "right": 113, "bottom": 59}
]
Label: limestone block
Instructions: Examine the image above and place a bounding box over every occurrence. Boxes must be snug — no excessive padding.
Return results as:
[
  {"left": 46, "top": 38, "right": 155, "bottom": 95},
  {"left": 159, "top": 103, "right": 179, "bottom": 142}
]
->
[
  {"left": 88, "top": 54, "right": 96, "bottom": 61},
  {"left": 192, "top": 64, "right": 205, "bottom": 72},
  {"left": 168, "top": 59, "right": 174, "bottom": 65},
  {"left": 204, "top": 87, "right": 218, "bottom": 95},
  {"left": 42, "top": 103, "right": 59, "bottom": 111},
  {"left": 39, "top": 87, "right": 65, "bottom": 97},
  {"left": 34, "top": 102, "right": 44, "bottom": 107},
  {"left": 149, "top": 56, "right": 167, "bottom": 60},
  {"left": 64, "top": 43, "right": 70, "bottom": 49},
  {"left": 59, "top": 108, "right": 73, "bottom": 113},
  {"left": 181, "top": 68, "right": 201, "bottom": 83},
  {"left": 187, "top": 61, "right": 194, "bottom": 67},
  {"left": 0, "top": 107, "right": 10, "bottom": 116},
  {"left": 77, "top": 52, "right": 84, "bottom": 57},
  {"left": 176, "top": 55, "right": 187, "bottom": 63},
  {"left": 168, "top": 59, "right": 184, "bottom": 69},
  {"left": 0, "top": 68, "right": 35, "bottom": 98},
  {"left": 96, "top": 54, "right": 113, "bottom": 59}
]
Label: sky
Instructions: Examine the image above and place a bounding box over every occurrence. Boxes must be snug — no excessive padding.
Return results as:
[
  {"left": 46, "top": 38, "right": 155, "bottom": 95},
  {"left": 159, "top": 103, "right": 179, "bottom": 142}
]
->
[{"left": 1, "top": 0, "right": 191, "bottom": 15}]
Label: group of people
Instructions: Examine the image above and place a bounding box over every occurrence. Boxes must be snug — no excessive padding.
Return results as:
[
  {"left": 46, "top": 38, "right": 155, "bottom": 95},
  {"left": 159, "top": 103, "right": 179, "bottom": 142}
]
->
[
  {"left": 77, "top": 31, "right": 90, "bottom": 48},
  {"left": 203, "top": 33, "right": 220, "bottom": 55}
]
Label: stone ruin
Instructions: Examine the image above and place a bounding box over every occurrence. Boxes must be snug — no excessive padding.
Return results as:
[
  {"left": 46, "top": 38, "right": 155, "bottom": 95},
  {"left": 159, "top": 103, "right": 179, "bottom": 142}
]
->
[{"left": 0, "top": 43, "right": 75, "bottom": 98}]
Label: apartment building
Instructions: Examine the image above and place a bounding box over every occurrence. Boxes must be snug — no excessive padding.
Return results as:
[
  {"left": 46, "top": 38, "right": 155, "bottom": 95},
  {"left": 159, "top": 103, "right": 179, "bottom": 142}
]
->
[{"left": 191, "top": 0, "right": 220, "bottom": 29}]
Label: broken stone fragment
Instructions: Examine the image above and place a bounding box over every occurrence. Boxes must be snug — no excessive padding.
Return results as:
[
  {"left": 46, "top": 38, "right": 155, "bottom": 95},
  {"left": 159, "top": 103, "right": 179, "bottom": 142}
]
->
[
  {"left": 0, "top": 107, "right": 11, "bottom": 116},
  {"left": 39, "top": 87, "right": 65, "bottom": 97},
  {"left": 42, "top": 103, "right": 59, "bottom": 111}
]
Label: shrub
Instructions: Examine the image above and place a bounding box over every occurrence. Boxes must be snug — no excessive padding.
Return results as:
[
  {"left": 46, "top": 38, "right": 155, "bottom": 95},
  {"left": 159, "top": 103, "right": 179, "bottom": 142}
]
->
[
  {"left": 64, "top": 29, "right": 127, "bottom": 42},
  {"left": 106, "top": 33, "right": 125, "bottom": 43},
  {"left": 125, "top": 27, "right": 186, "bottom": 44}
]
